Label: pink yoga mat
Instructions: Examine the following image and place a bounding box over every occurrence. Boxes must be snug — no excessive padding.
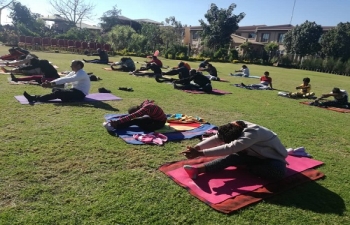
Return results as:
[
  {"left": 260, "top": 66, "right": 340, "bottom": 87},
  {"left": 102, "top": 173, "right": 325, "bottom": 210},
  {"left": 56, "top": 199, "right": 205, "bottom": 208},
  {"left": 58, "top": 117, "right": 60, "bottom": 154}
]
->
[
  {"left": 167, "top": 155, "right": 323, "bottom": 204},
  {"left": 14, "top": 93, "right": 122, "bottom": 104}
]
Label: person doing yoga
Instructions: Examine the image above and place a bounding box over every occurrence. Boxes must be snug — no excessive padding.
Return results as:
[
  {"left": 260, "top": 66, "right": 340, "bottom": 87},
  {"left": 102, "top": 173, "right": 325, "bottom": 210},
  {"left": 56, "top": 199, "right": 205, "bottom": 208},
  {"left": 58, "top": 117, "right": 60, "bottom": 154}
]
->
[
  {"left": 83, "top": 48, "right": 109, "bottom": 64},
  {"left": 231, "top": 65, "right": 250, "bottom": 77},
  {"left": 22, "top": 60, "right": 90, "bottom": 103},
  {"left": 289, "top": 77, "right": 315, "bottom": 98},
  {"left": 10, "top": 58, "right": 60, "bottom": 84},
  {"left": 108, "top": 100, "right": 167, "bottom": 132},
  {"left": 110, "top": 57, "right": 136, "bottom": 72},
  {"left": 181, "top": 121, "right": 288, "bottom": 180},
  {"left": 173, "top": 69, "right": 213, "bottom": 92},
  {"left": 311, "top": 87, "right": 349, "bottom": 108},
  {"left": 132, "top": 62, "right": 162, "bottom": 77},
  {"left": 241, "top": 71, "right": 273, "bottom": 89}
]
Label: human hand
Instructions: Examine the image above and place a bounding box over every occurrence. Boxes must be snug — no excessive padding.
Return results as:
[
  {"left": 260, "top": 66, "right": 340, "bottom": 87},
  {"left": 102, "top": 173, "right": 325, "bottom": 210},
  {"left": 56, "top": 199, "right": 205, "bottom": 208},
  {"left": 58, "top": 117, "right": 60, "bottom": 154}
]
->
[{"left": 181, "top": 146, "right": 202, "bottom": 159}]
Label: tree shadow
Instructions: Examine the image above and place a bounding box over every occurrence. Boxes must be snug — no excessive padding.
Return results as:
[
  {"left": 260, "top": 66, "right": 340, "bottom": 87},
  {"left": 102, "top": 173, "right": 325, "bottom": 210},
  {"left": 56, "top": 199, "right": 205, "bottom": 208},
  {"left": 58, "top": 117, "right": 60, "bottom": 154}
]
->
[{"left": 53, "top": 101, "right": 119, "bottom": 111}]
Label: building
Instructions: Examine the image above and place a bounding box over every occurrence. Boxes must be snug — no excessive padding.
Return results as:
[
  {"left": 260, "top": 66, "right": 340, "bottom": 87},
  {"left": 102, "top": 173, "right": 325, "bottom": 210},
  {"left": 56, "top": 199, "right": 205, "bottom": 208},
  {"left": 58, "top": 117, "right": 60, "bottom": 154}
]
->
[{"left": 183, "top": 24, "right": 335, "bottom": 52}]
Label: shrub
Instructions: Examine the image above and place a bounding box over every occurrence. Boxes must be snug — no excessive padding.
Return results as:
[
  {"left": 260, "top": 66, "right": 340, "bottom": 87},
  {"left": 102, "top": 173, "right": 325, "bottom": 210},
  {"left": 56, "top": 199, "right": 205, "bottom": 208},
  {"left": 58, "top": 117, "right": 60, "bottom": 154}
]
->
[
  {"left": 232, "top": 60, "right": 240, "bottom": 64},
  {"left": 175, "top": 52, "right": 188, "bottom": 60},
  {"left": 323, "top": 57, "right": 335, "bottom": 72},
  {"left": 213, "top": 48, "right": 227, "bottom": 60},
  {"left": 334, "top": 59, "right": 346, "bottom": 74},
  {"left": 345, "top": 60, "right": 350, "bottom": 75},
  {"left": 280, "top": 55, "right": 292, "bottom": 66}
]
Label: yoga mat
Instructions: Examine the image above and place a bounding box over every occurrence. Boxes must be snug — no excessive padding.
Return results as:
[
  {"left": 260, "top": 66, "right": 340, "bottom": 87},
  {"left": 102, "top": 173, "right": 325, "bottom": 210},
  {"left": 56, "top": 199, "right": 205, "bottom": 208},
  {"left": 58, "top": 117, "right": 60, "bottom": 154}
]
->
[
  {"left": 15, "top": 93, "right": 122, "bottom": 105},
  {"left": 103, "top": 67, "right": 113, "bottom": 71},
  {"left": 104, "top": 114, "right": 216, "bottom": 145},
  {"left": 182, "top": 89, "right": 232, "bottom": 95},
  {"left": 159, "top": 155, "right": 324, "bottom": 212},
  {"left": 231, "top": 84, "right": 272, "bottom": 90},
  {"left": 300, "top": 101, "right": 350, "bottom": 113},
  {"left": 230, "top": 74, "right": 260, "bottom": 79}
]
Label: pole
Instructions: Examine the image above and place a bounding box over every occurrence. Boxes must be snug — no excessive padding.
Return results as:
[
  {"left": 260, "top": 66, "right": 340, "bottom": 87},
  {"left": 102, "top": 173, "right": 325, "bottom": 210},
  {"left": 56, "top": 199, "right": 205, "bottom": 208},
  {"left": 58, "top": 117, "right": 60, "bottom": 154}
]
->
[{"left": 289, "top": 0, "right": 296, "bottom": 24}]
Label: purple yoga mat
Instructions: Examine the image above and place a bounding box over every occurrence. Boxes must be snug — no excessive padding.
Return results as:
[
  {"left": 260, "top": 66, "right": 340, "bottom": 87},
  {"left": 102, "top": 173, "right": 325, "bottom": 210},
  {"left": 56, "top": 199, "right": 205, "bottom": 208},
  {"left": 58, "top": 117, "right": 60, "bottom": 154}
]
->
[
  {"left": 14, "top": 93, "right": 122, "bottom": 105},
  {"left": 183, "top": 89, "right": 232, "bottom": 95}
]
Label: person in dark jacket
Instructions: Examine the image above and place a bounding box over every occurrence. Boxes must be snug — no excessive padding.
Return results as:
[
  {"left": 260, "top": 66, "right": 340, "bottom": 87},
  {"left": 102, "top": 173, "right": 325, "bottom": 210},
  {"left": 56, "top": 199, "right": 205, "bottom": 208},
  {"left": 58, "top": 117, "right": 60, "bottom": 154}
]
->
[
  {"left": 83, "top": 48, "right": 109, "bottom": 64},
  {"left": 174, "top": 69, "right": 212, "bottom": 92}
]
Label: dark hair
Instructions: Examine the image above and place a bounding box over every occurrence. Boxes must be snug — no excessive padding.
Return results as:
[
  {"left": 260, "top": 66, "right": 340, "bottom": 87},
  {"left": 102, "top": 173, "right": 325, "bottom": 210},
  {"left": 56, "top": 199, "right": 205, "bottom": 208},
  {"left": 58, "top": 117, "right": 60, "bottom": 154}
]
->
[
  {"left": 128, "top": 105, "right": 140, "bottom": 114},
  {"left": 30, "top": 58, "right": 40, "bottom": 66},
  {"left": 75, "top": 60, "right": 84, "bottom": 68},
  {"left": 208, "top": 63, "right": 213, "bottom": 68},
  {"left": 217, "top": 121, "right": 247, "bottom": 143},
  {"left": 332, "top": 87, "right": 341, "bottom": 93},
  {"left": 178, "top": 62, "right": 184, "bottom": 67},
  {"left": 264, "top": 71, "right": 270, "bottom": 76},
  {"left": 190, "top": 69, "right": 197, "bottom": 76},
  {"left": 89, "top": 75, "right": 98, "bottom": 81},
  {"left": 303, "top": 77, "right": 310, "bottom": 83},
  {"left": 242, "top": 65, "right": 247, "bottom": 68},
  {"left": 152, "top": 55, "right": 157, "bottom": 59}
]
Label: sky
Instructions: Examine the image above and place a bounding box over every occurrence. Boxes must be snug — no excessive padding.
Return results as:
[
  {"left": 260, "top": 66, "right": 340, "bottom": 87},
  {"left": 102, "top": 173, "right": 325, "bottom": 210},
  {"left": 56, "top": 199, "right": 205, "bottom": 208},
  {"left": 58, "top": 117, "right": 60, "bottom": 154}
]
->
[{"left": 1, "top": 0, "right": 349, "bottom": 27}]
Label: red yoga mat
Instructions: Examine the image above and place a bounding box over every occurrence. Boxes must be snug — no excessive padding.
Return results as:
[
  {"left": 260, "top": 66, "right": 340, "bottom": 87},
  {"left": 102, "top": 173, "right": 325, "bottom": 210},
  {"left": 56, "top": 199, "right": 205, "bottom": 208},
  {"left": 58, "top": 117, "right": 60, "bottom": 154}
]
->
[{"left": 300, "top": 101, "right": 350, "bottom": 113}]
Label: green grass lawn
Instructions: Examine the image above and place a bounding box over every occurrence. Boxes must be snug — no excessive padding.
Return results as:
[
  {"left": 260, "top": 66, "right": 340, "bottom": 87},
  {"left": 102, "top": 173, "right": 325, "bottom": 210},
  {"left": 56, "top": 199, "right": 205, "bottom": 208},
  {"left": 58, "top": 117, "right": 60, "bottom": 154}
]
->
[{"left": 0, "top": 46, "right": 349, "bottom": 224}]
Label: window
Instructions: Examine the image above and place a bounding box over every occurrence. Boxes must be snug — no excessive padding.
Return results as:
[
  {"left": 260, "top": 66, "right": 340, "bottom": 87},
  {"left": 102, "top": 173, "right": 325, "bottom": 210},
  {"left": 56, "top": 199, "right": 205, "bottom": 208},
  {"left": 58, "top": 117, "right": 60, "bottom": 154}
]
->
[
  {"left": 192, "top": 32, "right": 199, "bottom": 40},
  {"left": 260, "top": 33, "right": 270, "bottom": 42},
  {"left": 277, "top": 33, "right": 285, "bottom": 43},
  {"left": 248, "top": 33, "right": 256, "bottom": 39}
]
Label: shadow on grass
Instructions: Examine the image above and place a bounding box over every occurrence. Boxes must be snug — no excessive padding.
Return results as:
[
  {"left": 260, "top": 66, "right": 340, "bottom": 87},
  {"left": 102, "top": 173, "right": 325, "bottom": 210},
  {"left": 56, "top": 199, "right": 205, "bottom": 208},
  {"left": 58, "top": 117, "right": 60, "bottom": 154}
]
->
[
  {"left": 265, "top": 177, "right": 345, "bottom": 215},
  {"left": 53, "top": 101, "right": 119, "bottom": 111}
]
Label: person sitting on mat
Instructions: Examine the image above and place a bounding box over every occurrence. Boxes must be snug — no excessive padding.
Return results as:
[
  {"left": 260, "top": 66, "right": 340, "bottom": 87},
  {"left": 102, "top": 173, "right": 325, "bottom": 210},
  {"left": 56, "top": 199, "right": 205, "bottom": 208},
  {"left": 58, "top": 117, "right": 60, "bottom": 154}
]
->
[
  {"left": 132, "top": 62, "right": 162, "bottom": 77},
  {"left": 1, "top": 54, "right": 41, "bottom": 75},
  {"left": 172, "top": 61, "right": 191, "bottom": 70},
  {"left": 111, "top": 57, "right": 136, "bottom": 72},
  {"left": 108, "top": 99, "right": 167, "bottom": 132},
  {"left": 198, "top": 59, "right": 209, "bottom": 71},
  {"left": 311, "top": 87, "right": 349, "bottom": 108},
  {"left": 289, "top": 77, "right": 315, "bottom": 98},
  {"left": 22, "top": 60, "right": 90, "bottom": 103},
  {"left": 231, "top": 65, "right": 250, "bottom": 77},
  {"left": 144, "top": 55, "right": 163, "bottom": 68},
  {"left": 83, "top": 48, "right": 109, "bottom": 64},
  {"left": 163, "top": 62, "right": 190, "bottom": 80},
  {"left": 0, "top": 47, "right": 29, "bottom": 60},
  {"left": 241, "top": 71, "right": 273, "bottom": 90},
  {"left": 204, "top": 64, "right": 220, "bottom": 81},
  {"left": 10, "top": 58, "right": 60, "bottom": 84},
  {"left": 174, "top": 69, "right": 213, "bottom": 93},
  {"left": 181, "top": 120, "right": 288, "bottom": 180}
]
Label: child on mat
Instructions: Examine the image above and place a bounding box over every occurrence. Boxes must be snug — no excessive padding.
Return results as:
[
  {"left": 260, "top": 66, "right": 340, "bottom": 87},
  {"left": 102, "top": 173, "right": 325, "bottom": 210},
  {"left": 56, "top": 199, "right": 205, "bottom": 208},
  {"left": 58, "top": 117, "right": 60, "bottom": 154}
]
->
[
  {"left": 108, "top": 100, "right": 167, "bottom": 132},
  {"left": 241, "top": 71, "right": 273, "bottom": 89},
  {"left": 231, "top": 65, "right": 250, "bottom": 77},
  {"left": 181, "top": 121, "right": 288, "bottom": 180},
  {"left": 311, "top": 87, "right": 349, "bottom": 108},
  {"left": 289, "top": 77, "right": 315, "bottom": 98},
  {"left": 174, "top": 69, "right": 213, "bottom": 93}
]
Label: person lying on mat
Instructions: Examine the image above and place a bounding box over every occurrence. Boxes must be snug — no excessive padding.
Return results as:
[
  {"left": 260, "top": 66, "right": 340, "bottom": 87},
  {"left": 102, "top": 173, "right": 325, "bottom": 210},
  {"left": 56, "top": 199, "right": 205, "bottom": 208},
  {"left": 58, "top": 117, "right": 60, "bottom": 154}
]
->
[
  {"left": 181, "top": 121, "right": 288, "bottom": 180},
  {"left": 172, "top": 61, "right": 191, "bottom": 71},
  {"left": 241, "top": 71, "right": 273, "bottom": 89},
  {"left": 1, "top": 54, "right": 41, "bottom": 75},
  {"left": 111, "top": 57, "right": 136, "bottom": 72},
  {"left": 83, "top": 48, "right": 109, "bottom": 64},
  {"left": 289, "top": 77, "right": 315, "bottom": 98},
  {"left": 163, "top": 62, "right": 190, "bottom": 80},
  {"left": 109, "top": 99, "right": 167, "bottom": 132},
  {"left": 311, "top": 87, "right": 349, "bottom": 108},
  {"left": 22, "top": 60, "right": 90, "bottom": 103},
  {"left": 174, "top": 69, "right": 213, "bottom": 93},
  {"left": 9, "top": 58, "right": 60, "bottom": 83},
  {"left": 198, "top": 59, "right": 209, "bottom": 71},
  {"left": 231, "top": 65, "right": 250, "bottom": 77}
]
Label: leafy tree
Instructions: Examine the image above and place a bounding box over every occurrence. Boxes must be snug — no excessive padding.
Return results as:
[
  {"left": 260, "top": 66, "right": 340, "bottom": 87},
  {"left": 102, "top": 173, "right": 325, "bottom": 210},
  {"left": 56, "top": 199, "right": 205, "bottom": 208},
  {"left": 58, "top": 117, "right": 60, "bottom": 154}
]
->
[
  {"left": 100, "top": 5, "right": 141, "bottom": 32},
  {"left": 55, "top": 27, "right": 99, "bottom": 40},
  {"left": 0, "top": 0, "right": 13, "bottom": 24},
  {"left": 108, "top": 25, "right": 136, "bottom": 51},
  {"left": 264, "top": 42, "right": 279, "bottom": 53},
  {"left": 283, "top": 20, "right": 323, "bottom": 57},
  {"left": 141, "top": 23, "right": 161, "bottom": 52},
  {"left": 128, "top": 33, "right": 148, "bottom": 53},
  {"left": 160, "top": 16, "right": 183, "bottom": 49},
  {"left": 199, "top": 3, "right": 245, "bottom": 50},
  {"left": 48, "top": 0, "right": 95, "bottom": 24},
  {"left": 321, "top": 22, "right": 350, "bottom": 62}
]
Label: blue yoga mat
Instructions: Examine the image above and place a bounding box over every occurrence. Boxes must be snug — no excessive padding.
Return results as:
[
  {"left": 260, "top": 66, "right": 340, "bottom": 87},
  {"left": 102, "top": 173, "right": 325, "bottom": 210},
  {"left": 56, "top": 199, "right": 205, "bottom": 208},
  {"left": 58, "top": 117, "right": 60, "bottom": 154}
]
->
[{"left": 104, "top": 114, "right": 217, "bottom": 145}]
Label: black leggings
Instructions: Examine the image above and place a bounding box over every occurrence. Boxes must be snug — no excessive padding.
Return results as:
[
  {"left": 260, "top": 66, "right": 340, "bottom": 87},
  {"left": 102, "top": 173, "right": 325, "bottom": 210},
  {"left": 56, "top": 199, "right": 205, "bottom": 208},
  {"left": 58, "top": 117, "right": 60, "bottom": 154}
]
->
[
  {"left": 117, "top": 118, "right": 166, "bottom": 132},
  {"left": 204, "top": 153, "right": 286, "bottom": 179},
  {"left": 37, "top": 88, "right": 86, "bottom": 102},
  {"left": 174, "top": 83, "right": 213, "bottom": 93}
]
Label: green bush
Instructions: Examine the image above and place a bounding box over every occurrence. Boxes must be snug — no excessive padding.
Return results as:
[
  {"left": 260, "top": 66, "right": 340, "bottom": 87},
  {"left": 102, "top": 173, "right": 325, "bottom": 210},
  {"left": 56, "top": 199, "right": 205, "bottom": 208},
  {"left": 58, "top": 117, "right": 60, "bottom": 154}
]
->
[
  {"left": 175, "top": 52, "right": 188, "bottom": 60},
  {"left": 345, "top": 60, "right": 350, "bottom": 75},
  {"left": 334, "top": 58, "right": 346, "bottom": 74},
  {"left": 323, "top": 57, "right": 335, "bottom": 72},
  {"left": 280, "top": 55, "right": 292, "bottom": 66}
]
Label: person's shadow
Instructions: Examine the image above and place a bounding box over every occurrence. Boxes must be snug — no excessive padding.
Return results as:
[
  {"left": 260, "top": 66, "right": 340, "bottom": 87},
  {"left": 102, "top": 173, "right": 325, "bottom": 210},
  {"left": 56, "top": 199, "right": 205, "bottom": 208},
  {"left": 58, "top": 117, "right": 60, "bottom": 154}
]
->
[{"left": 53, "top": 101, "right": 119, "bottom": 111}]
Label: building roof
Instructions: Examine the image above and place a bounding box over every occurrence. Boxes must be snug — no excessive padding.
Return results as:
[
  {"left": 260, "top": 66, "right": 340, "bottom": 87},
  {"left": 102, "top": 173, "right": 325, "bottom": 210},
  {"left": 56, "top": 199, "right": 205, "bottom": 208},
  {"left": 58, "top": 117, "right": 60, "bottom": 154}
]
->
[
  {"left": 76, "top": 22, "right": 102, "bottom": 30},
  {"left": 134, "top": 19, "right": 162, "bottom": 25},
  {"left": 231, "top": 34, "right": 265, "bottom": 45},
  {"left": 236, "top": 25, "right": 266, "bottom": 32},
  {"left": 257, "top": 24, "right": 294, "bottom": 31}
]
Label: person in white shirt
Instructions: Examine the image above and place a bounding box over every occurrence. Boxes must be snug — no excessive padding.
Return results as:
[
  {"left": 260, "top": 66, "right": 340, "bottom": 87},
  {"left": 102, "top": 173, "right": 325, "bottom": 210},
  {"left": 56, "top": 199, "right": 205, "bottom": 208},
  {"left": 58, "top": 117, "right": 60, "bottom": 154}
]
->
[
  {"left": 231, "top": 65, "right": 250, "bottom": 77},
  {"left": 181, "top": 120, "right": 288, "bottom": 180},
  {"left": 312, "top": 87, "right": 349, "bottom": 108},
  {"left": 23, "top": 60, "right": 90, "bottom": 103}
]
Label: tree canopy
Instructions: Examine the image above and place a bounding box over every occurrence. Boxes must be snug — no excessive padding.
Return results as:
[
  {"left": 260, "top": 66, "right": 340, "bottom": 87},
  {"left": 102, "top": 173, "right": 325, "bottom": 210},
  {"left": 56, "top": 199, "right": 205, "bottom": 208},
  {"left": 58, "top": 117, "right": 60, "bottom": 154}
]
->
[
  {"left": 283, "top": 20, "right": 323, "bottom": 57},
  {"left": 199, "top": 3, "right": 245, "bottom": 50}
]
